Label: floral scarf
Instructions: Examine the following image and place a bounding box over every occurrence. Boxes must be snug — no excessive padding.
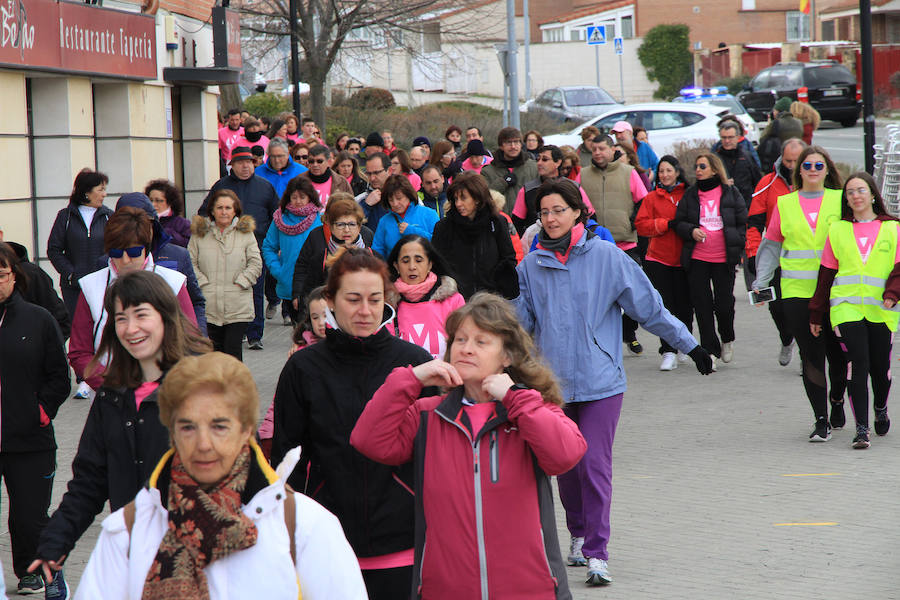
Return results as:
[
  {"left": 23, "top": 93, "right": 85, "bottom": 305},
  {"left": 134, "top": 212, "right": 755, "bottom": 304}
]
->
[
  {"left": 273, "top": 203, "right": 318, "bottom": 236},
  {"left": 141, "top": 445, "right": 257, "bottom": 600}
]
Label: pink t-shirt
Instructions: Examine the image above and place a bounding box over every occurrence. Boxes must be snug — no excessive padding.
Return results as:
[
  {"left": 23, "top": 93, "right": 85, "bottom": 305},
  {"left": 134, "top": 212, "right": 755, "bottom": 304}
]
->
[
  {"left": 463, "top": 401, "right": 497, "bottom": 436},
  {"left": 397, "top": 293, "right": 466, "bottom": 359},
  {"left": 764, "top": 192, "right": 824, "bottom": 243},
  {"left": 405, "top": 171, "right": 422, "bottom": 190},
  {"left": 218, "top": 126, "right": 244, "bottom": 161},
  {"left": 691, "top": 186, "right": 726, "bottom": 263},
  {"left": 461, "top": 156, "right": 492, "bottom": 173},
  {"left": 134, "top": 381, "right": 160, "bottom": 411},
  {"left": 616, "top": 170, "right": 649, "bottom": 252},
  {"left": 311, "top": 178, "right": 333, "bottom": 207},
  {"left": 820, "top": 221, "right": 900, "bottom": 268}
]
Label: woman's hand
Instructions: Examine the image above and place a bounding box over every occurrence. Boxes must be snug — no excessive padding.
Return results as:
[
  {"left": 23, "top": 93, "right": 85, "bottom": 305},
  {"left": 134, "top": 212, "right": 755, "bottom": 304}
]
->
[
  {"left": 692, "top": 228, "right": 706, "bottom": 242},
  {"left": 810, "top": 323, "right": 822, "bottom": 337},
  {"left": 884, "top": 298, "right": 897, "bottom": 309},
  {"left": 411, "top": 360, "right": 463, "bottom": 388},
  {"left": 28, "top": 556, "right": 65, "bottom": 582},
  {"left": 398, "top": 222, "right": 409, "bottom": 234},
  {"left": 482, "top": 373, "right": 515, "bottom": 401}
]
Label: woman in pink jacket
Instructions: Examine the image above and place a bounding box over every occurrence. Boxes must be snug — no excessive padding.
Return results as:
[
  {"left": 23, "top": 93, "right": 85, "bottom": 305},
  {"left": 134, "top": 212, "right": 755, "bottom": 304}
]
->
[
  {"left": 388, "top": 235, "right": 465, "bottom": 359},
  {"left": 351, "top": 293, "right": 586, "bottom": 600}
]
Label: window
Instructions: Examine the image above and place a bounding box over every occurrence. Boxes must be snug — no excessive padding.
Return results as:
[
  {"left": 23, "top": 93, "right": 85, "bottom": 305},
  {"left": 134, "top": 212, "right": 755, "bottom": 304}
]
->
[
  {"left": 645, "top": 111, "right": 685, "bottom": 130},
  {"left": 422, "top": 22, "right": 440, "bottom": 54},
  {"left": 750, "top": 70, "right": 770, "bottom": 91},
  {"left": 549, "top": 90, "right": 564, "bottom": 107},
  {"left": 821, "top": 19, "right": 835, "bottom": 41},
  {"left": 542, "top": 27, "right": 564, "bottom": 42},
  {"left": 741, "top": 0, "right": 756, "bottom": 9},
  {"left": 620, "top": 16, "right": 633, "bottom": 39},
  {"left": 592, "top": 112, "right": 638, "bottom": 132},
  {"left": 803, "top": 65, "right": 854, "bottom": 87},
  {"left": 570, "top": 29, "right": 581, "bottom": 41},
  {"left": 786, "top": 11, "right": 811, "bottom": 42},
  {"left": 565, "top": 88, "right": 616, "bottom": 107}
]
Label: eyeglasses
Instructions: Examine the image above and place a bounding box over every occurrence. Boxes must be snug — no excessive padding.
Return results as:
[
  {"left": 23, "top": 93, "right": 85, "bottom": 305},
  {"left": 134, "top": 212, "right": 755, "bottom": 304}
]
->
[
  {"left": 367, "top": 168, "right": 386, "bottom": 176},
  {"left": 695, "top": 163, "right": 710, "bottom": 170},
  {"left": 295, "top": 154, "right": 309, "bottom": 161},
  {"left": 0, "top": 270, "right": 12, "bottom": 283},
  {"left": 802, "top": 161, "right": 826, "bottom": 171},
  {"left": 538, "top": 207, "right": 571, "bottom": 219},
  {"left": 846, "top": 187, "right": 870, "bottom": 196},
  {"left": 309, "top": 158, "right": 327, "bottom": 164},
  {"left": 109, "top": 246, "right": 144, "bottom": 259},
  {"left": 333, "top": 221, "right": 360, "bottom": 229},
  {"left": 443, "top": 152, "right": 456, "bottom": 159}
]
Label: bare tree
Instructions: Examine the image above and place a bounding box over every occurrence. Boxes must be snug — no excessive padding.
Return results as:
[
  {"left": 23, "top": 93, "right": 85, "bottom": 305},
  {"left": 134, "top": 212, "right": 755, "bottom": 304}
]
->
[{"left": 234, "top": 0, "right": 497, "bottom": 132}]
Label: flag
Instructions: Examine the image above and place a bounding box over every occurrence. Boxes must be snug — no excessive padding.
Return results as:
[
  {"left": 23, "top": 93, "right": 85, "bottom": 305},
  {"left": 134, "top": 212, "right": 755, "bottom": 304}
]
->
[{"left": 799, "top": 0, "right": 810, "bottom": 14}]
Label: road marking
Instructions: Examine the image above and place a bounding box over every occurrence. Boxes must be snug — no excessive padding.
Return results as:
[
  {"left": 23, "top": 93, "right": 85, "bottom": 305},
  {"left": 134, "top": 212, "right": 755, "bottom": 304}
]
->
[
  {"left": 773, "top": 522, "right": 838, "bottom": 527},
  {"left": 780, "top": 472, "right": 841, "bottom": 477}
]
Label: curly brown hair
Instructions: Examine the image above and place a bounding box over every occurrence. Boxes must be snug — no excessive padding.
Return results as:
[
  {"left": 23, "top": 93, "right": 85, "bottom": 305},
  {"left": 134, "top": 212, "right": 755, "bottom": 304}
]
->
[{"left": 443, "top": 292, "right": 563, "bottom": 406}]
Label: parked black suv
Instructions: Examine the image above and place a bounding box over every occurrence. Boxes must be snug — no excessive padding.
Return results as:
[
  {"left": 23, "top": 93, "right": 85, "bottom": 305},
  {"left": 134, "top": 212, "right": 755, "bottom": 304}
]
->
[{"left": 738, "top": 61, "right": 860, "bottom": 127}]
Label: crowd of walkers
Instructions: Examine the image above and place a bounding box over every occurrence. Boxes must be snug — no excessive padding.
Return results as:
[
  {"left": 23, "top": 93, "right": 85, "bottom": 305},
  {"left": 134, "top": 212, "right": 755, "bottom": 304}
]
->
[{"left": 0, "top": 101, "right": 894, "bottom": 599}]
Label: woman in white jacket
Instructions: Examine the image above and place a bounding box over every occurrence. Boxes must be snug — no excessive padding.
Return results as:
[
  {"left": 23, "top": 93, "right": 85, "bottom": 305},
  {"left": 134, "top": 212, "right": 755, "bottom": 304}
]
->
[{"left": 73, "top": 352, "right": 366, "bottom": 600}]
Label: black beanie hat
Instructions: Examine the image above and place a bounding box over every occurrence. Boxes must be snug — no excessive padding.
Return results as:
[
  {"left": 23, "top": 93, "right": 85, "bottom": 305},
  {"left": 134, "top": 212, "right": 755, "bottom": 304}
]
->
[{"left": 365, "top": 132, "right": 384, "bottom": 148}]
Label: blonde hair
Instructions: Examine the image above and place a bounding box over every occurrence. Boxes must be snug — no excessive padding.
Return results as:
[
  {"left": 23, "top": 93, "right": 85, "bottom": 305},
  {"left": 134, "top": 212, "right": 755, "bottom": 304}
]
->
[
  {"left": 443, "top": 293, "right": 563, "bottom": 406},
  {"left": 790, "top": 101, "right": 821, "bottom": 130},
  {"left": 159, "top": 352, "right": 259, "bottom": 431}
]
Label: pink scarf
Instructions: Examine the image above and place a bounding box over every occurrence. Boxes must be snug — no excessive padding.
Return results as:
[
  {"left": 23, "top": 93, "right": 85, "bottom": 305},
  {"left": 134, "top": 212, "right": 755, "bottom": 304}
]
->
[
  {"left": 394, "top": 271, "right": 438, "bottom": 302},
  {"left": 273, "top": 203, "right": 318, "bottom": 236}
]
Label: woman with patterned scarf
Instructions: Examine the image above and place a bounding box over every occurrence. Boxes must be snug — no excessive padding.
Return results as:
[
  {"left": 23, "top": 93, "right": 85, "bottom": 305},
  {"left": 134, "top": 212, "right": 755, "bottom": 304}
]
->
[
  {"left": 263, "top": 177, "right": 322, "bottom": 325},
  {"left": 73, "top": 351, "right": 367, "bottom": 599},
  {"left": 291, "top": 193, "right": 377, "bottom": 310}
]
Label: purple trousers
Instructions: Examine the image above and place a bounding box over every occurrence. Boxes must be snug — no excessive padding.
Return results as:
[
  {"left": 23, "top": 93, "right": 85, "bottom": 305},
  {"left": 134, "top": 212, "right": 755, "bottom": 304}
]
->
[{"left": 557, "top": 394, "right": 623, "bottom": 561}]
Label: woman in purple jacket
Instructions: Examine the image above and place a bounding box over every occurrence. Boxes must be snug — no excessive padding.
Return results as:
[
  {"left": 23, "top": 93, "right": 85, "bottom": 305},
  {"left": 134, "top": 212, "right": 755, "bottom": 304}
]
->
[{"left": 145, "top": 179, "right": 191, "bottom": 247}]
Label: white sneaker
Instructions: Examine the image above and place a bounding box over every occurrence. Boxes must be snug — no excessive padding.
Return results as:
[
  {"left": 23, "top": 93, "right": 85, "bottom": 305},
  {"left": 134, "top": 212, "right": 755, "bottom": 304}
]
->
[
  {"left": 659, "top": 352, "right": 678, "bottom": 371},
  {"left": 711, "top": 357, "right": 717, "bottom": 372},
  {"left": 677, "top": 351, "right": 690, "bottom": 363},
  {"left": 74, "top": 381, "right": 93, "bottom": 400},
  {"left": 586, "top": 557, "right": 611, "bottom": 586},
  {"left": 779, "top": 341, "right": 794, "bottom": 366},
  {"left": 567, "top": 536, "right": 586, "bottom": 566},
  {"left": 721, "top": 341, "right": 734, "bottom": 363}
]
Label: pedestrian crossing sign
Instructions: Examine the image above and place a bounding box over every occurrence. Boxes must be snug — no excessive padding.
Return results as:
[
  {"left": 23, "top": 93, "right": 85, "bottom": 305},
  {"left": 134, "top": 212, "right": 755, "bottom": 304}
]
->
[{"left": 586, "top": 25, "right": 606, "bottom": 45}]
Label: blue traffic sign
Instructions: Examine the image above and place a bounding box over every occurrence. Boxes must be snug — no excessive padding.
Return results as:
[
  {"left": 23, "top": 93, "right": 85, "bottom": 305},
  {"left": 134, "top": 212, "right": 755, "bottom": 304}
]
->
[
  {"left": 614, "top": 37, "right": 623, "bottom": 55},
  {"left": 586, "top": 25, "right": 606, "bottom": 45}
]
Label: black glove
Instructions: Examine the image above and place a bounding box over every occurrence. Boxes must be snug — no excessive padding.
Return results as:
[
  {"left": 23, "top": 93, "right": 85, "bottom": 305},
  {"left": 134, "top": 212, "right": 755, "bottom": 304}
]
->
[
  {"left": 688, "top": 345, "right": 713, "bottom": 375},
  {"left": 503, "top": 171, "right": 518, "bottom": 189}
]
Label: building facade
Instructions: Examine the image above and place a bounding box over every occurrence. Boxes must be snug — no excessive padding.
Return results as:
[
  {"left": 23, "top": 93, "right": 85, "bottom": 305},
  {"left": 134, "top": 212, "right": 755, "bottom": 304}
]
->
[{"left": 0, "top": 0, "right": 231, "bottom": 281}]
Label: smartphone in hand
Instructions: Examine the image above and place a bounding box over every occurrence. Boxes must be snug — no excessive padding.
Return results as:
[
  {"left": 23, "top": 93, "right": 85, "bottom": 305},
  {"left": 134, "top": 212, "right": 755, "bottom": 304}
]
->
[{"left": 749, "top": 286, "right": 776, "bottom": 304}]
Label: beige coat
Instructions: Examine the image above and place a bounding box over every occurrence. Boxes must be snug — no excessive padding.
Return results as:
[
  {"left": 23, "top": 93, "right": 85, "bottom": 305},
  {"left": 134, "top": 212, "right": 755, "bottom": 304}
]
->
[{"left": 189, "top": 215, "right": 262, "bottom": 326}]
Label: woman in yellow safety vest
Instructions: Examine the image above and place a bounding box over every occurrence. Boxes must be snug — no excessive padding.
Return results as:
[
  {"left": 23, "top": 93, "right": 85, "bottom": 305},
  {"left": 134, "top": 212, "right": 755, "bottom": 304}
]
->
[
  {"left": 752, "top": 145, "right": 847, "bottom": 443},
  {"left": 809, "top": 172, "right": 898, "bottom": 449}
]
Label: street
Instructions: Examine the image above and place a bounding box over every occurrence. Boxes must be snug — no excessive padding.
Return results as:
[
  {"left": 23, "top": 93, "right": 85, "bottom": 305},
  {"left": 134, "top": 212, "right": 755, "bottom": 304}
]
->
[{"left": 3, "top": 267, "right": 899, "bottom": 598}]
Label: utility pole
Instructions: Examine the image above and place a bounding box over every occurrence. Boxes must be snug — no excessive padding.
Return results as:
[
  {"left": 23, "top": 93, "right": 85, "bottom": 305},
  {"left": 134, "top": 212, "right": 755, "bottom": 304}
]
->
[
  {"left": 523, "top": 0, "right": 531, "bottom": 100},
  {"left": 505, "top": 0, "right": 519, "bottom": 129},
  {"left": 289, "top": 0, "right": 301, "bottom": 118},
  {"left": 859, "top": 0, "right": 875, "bottom": 173}
]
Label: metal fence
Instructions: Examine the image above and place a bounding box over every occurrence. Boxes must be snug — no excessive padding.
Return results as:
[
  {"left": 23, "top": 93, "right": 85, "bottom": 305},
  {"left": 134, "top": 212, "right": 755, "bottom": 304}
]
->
[{"left": 874, "top": 124, "right": 900, "bottom": 215}]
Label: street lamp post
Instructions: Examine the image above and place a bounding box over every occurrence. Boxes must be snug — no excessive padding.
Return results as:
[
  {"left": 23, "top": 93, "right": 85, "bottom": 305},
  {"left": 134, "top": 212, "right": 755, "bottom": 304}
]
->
[
  {"left": 859, "top": 0, "right": 876, "bottom": 173},
  {"left": 289, "top": 0, "right": 302, "bottom": 119}
]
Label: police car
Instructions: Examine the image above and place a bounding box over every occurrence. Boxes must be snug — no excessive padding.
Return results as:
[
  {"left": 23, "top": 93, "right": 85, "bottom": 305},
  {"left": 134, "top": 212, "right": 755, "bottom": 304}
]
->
[{"left": 672, "top": 87, "right": 759, "bottom": 145}]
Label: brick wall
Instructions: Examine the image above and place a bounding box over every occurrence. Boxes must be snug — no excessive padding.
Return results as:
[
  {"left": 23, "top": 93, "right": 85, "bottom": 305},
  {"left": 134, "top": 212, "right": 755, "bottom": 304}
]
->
[
  {"left": 636, "top": 0, "right": 791, "bottom": 50},
  {"left": 159, "top": 0, "right": 217, "bottom": 23}
]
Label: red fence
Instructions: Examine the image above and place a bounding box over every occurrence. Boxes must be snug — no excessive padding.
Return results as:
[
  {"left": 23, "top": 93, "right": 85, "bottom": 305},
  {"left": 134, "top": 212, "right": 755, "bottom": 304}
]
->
[
  {"left": 857, "top": 46, "right": 900, "bottom": 110},
  {"left": 701, "top": 49, "right": 732, "bottom": 86},
  {"left": 741, "top": 48, "right": 781, "bottom": 76}
]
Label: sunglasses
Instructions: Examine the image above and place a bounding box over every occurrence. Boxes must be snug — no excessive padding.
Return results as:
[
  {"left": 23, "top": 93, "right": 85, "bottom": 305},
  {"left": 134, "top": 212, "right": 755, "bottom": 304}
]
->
[
  {"left": 802, "top": 161, "right": 825, "bottom": 171},
  {"left": 295, "top": 154, "right": 309, "bottom": 161},
  {"left": 695, "top": 163, "right": 710, "bottom": 170},
  {"left": 109, "top": 246, "right": 144, "bottom": 259},
  {"left": 309, "top": 158, "right": 327, "bottom": 164}
]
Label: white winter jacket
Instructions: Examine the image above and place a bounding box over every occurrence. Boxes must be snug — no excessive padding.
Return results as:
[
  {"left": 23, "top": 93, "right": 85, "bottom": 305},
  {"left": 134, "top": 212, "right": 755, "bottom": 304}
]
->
[{"left": 74, "top": 443, "right": 367, "bottom": 600}]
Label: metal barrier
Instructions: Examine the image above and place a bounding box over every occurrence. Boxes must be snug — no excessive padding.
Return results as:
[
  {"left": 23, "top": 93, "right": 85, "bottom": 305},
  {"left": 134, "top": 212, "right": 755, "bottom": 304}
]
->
[{"left": 875, "top": 124, "right": 900, "bottom": 215}]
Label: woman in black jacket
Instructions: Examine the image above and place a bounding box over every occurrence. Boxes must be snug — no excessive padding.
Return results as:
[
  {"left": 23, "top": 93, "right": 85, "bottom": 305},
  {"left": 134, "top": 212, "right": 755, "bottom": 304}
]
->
[
  {"left": 47, "top": 169, "right": 113, "bottom": 318},
  {"left": 291, "top": 193, "right": 376, "bottom": 307},
  {"left": 31, "top": 270, "right": 210, "bottom": 584},
  {"left": 674, "top": 152, "right": 748, "bottom": 367},
  {"left": 431, "top": 172, "right": 519, "bottom": 299},
  {"left": 0, "top": 243, "right": 70, "bottom": 595},
  {"left": 273, "top": 248, "right": 433, "bottom": 600}
]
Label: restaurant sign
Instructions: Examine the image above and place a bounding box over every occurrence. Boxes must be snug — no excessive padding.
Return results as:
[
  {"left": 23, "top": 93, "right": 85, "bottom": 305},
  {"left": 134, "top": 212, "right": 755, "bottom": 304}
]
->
[{"left": 0, "top": 0, "right": 157, "bottom": 79}]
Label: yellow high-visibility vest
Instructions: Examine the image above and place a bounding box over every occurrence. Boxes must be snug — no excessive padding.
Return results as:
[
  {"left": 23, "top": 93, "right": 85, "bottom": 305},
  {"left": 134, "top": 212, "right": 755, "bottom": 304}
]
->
[
  {"left": 777, "top": 189, "right": 842, "bottom": 299},
  {"left": 829, "top": 219, "right": 900, "bottom": 331}
]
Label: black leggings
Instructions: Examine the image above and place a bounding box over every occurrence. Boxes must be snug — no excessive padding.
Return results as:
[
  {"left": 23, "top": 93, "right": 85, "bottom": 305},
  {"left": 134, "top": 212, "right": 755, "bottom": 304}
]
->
[
  {"left": 644, "top": 260, "right": 693, "bottom": 353},
  {"left": 834, "top": 319, "right": 892, "bottom": 428},
  {"left": 207, "top": 322, "right": 249, "bottom": 361},
  {"left": 687, "top": 260, "right": 736, "bottom": 358},
  {"left": 362, "top": 565, "right": 413, "bottom": 600},
  {"left": 782, "top": 298, "right": 847, "bottom": 419},
  {"left": 0, "top": 450, "right": 55, "bottom": 577},
  {"left": 768, "top": 269, "right": 793, "bottom": 347}
]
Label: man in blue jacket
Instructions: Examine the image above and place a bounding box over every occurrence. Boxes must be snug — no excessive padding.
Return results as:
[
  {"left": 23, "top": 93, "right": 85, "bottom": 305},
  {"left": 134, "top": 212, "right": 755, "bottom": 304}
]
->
[
  {"left": 199, "top": 146, "right": 279, "bottom": 350},
  {"left": 255, "top": 137, "right": 307, "bottom": 199}
]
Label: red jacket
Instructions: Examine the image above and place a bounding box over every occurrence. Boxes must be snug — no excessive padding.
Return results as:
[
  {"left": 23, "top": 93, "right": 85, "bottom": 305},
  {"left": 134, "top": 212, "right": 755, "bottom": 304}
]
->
[
  {"left": 634, "top": 183, "right": 686, "bottom": 266},
  {"left": 746, "top": 170, "right": 792, "bottom": 257},
  {"left": 351, "top": 367, "right": 586, "bottom": 600}
]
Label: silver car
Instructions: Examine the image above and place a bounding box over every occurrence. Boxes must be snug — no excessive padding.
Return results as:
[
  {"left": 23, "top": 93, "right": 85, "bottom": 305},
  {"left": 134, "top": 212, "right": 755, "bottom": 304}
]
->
[{"left": 524, "top": 86, "right": 622, "bottom": 123}]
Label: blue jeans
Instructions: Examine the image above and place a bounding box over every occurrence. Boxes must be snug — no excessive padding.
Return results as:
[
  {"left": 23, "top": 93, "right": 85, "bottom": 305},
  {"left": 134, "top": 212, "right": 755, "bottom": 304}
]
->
[{"left": 246, "top": 263, "right": 266, "bottom": 341}]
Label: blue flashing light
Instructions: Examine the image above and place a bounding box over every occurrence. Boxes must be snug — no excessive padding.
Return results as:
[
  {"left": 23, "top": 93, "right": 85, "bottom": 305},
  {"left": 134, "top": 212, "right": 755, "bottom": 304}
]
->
[{"left": 679, "top": 87, "right": 704, "bottom": 97}]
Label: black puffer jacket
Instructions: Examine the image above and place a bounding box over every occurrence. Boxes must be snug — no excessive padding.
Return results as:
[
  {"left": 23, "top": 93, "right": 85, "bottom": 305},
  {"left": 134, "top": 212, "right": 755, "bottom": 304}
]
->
[
  {"left": 272, "top": 322, "right": 433, "bottom": 558},
  {"left": 7, "top": 241, "right": 71, "bottom": 339},
  {"left": 291, "top": 225, "right": 376, "bottom": 302},
  {"left": 46, "top": 203, "right": 113, "bottom": 290},
  {"left": 36, "top": 383, "right": 170, "bottom": 561},
  {"left": 674, "top": 183, "right": 748, "bottom": 269},
  {"left": 431, "top": 205, "right": 519, "bottom": 299},
  {"left": 0, "top": 292, "right": 69, "bottom": 453}
]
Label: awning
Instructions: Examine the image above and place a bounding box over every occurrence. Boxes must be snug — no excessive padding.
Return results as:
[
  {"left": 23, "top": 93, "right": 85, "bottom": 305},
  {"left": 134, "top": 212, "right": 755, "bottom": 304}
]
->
[{"left": 163, "top": 66, "right": 241, "bottom": 86}]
